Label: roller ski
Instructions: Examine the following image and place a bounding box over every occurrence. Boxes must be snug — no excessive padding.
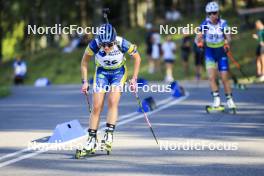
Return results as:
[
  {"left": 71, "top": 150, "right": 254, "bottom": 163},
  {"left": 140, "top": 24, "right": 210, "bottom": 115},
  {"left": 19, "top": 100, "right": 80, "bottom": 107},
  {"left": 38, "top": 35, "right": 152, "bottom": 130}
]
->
[
  {"left": 101, "top": 129, "right": 113, "bottom": 155},
  {"left": 205, "top": 105, "right": 225, "bottom": 113},
  {"left": 226, "top": 96, "right": 237, "bottom": 114},
  {"left": 206, "top": 92, "right": 237, "bottom": 114},
  {"left": 75, "top": 134, "right": 97, "bottom": 159},
  {"left": 206, "top": 93, "right": 225, "bottom": 113}
]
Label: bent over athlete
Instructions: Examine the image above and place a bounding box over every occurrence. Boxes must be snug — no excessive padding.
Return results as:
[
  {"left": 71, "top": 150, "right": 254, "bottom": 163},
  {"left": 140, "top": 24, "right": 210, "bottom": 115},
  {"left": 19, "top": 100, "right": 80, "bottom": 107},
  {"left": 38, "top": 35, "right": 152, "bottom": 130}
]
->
[{"left": 77, "top": 23, "right": 141, "bottom": 157}]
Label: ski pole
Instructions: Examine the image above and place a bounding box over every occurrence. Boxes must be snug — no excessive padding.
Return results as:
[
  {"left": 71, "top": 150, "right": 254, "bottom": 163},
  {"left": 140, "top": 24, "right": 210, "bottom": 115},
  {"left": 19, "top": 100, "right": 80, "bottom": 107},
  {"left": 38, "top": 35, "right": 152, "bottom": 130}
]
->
[
  {"left": 84, "top": 91, "right": 92, "bottom": 113},
  {"left": 226, "top": 50, "right": 250, "bottom": 81},
  {"left": 102, "top": 8, "right": 110, "bottom": 24},
  {"left": 133, "top": 91, "right": 159, "bottom": 145}
]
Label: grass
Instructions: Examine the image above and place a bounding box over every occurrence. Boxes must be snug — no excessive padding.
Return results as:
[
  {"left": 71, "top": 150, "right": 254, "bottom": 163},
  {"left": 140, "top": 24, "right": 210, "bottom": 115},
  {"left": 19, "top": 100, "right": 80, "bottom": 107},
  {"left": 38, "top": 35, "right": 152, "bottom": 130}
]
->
[{"left": 0, "top": 86, "right": 11, "bottom": 98}]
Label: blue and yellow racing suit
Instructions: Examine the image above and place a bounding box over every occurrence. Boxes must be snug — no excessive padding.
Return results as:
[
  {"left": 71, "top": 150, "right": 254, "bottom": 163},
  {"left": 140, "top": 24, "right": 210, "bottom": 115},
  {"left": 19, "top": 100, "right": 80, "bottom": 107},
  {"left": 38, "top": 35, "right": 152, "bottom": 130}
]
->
[
  {"left": 85, "top": 36, "right": 137, "bottom": 92},
  {"left": 199, "top": 18, "right": 229, "bottom": 72}
]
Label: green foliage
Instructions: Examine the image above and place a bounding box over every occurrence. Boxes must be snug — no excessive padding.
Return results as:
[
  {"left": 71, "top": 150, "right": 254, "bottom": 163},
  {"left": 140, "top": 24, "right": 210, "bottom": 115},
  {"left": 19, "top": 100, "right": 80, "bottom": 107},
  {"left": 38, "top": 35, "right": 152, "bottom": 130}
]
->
[
  {"left": 2, "top": 21, "right": 25, "bottom": 60},
  {"left": 0, "top": 86, "right": 11, "bottom": 98}
]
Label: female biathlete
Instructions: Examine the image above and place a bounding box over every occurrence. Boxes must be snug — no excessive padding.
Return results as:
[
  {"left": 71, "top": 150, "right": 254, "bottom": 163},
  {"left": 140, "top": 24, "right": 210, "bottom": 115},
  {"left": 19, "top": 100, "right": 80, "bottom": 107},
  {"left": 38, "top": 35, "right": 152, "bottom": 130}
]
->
[
  {"left": 77, "top": 23, "right": 141, "bottom": 157},
  {"left": 196, "top": 1, "right": 236, "bottom": 113}
]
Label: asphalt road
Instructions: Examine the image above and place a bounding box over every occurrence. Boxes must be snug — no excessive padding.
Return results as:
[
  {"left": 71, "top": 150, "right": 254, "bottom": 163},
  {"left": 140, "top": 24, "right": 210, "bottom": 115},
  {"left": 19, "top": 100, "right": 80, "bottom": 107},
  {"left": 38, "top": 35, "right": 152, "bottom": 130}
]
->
[{"left": 0, "top": 82, "right": 264, "bottom": 176}]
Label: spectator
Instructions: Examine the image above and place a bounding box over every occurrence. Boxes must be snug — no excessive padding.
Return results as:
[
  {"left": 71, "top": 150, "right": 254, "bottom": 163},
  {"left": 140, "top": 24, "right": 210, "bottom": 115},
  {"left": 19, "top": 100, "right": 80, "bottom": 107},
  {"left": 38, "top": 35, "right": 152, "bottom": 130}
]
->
[
  {"left": 149, "top": 28, "right": 162, "bottom": 73},
  {"left": 145, "top": 24, "right": 153, "bottom": 73},
  {"left": 193, "top": 36, "right": 205, "bottom": 80},
  {"left": 13, "top": 55, "right": 27, "bottom": 85},
  {"left": 162, "top": 35, "right": 176, "bottom": 82},
  {"left": 165, "top": 7, "right": 181, "bottom": 22},
  {"left": 253, "top": 20, "right": 264, "bottom": 81},
  {"left": 181, "top": 34, "right": 192, "bottom": 76}
]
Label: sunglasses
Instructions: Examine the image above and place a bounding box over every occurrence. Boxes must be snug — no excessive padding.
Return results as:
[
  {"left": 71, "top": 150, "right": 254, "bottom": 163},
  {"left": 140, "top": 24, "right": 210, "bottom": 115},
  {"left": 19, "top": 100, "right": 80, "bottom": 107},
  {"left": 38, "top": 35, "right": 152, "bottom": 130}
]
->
[
  {"left": 208, "top": 12, "right": 218, "bottom": 16},
  {"left": 101, "top": 42, "right": 114, "bottom": 48}
]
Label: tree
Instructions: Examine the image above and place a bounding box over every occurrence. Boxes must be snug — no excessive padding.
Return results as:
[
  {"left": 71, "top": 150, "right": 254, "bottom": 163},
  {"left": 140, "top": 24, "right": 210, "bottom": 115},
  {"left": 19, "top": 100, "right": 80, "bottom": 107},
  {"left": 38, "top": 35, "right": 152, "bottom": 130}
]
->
[{"left": 231, "top": 0, "right": 237, "bottom": 11}]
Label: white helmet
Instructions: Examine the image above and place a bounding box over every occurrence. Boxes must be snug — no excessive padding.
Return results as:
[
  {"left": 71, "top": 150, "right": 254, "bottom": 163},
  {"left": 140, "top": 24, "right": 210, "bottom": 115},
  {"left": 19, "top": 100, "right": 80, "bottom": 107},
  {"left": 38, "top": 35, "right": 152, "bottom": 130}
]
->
[{"left": 205, "top": 1, "right": 219, "bottom": 13}]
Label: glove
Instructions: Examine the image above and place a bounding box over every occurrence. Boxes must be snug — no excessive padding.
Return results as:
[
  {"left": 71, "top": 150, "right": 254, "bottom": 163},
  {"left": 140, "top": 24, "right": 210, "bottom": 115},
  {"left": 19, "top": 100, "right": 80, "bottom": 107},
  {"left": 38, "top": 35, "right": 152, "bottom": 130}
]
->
[
  {"left": 129, "top": 77, "right": 137, "bottom": 92},
  {"left": 197, "top": 41, "right": 204, "bottom": 48}
]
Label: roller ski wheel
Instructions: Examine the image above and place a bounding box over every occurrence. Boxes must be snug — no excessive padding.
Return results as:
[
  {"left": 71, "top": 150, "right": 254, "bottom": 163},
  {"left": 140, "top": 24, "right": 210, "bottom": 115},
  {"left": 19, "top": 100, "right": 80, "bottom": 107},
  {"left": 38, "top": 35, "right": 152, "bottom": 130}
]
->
[
  {"left": 101, "top": 140, "right": 112, "bottom": 155},
  {"left": 226, "top": 107, "right": 237, "bottom": 115},
  {"left": 205, "top": 105, "right": 225, "bottom": 113},
  {"left": 75, "top": 148, "right": 96, "bottom": 159},
  {"left": 75, "top": 136, "right": 97, "bottom": 159}
]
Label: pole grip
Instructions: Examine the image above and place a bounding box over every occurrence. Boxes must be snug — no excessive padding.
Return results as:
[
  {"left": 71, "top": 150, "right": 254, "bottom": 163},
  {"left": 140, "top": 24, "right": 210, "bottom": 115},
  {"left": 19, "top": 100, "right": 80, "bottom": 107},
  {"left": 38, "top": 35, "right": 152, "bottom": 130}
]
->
[{"left": 102, "top": 8, "right": 110, "bottom": 24}]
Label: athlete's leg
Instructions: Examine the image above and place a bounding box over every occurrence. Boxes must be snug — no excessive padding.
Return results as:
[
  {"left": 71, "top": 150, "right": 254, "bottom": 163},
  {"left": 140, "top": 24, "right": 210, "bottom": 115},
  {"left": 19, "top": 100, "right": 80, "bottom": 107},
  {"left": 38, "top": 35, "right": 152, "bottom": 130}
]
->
[
  {"left": 218, "top": 47, "right": 236, "bottom": 108},
  {"left": 205, "top": 47, "right": 218, "bottom": 92},
  {"left": 217, "top": 47, "right": 231, "bottom": 94},
  {"left": 103, "top": 66, "right": 127, "bottom": 149},
  {"left": 89, "top": 67, "right": 108, "bottom": 130},
  {"left": 106, "top": 66, "right": 126, "bottom": 125},
  {"left": 89, "top": 92, "right": 105, "bottom": 130},
  {"left": 205, "top": 47, "right": 221, "bottom": 107},
  {"left": 220, "top": 71, "right": 231, "bottom": 94},
  {"left": 107, "top": 87, "right": 122, "bottom": 125},
  {"left": 207, "top": 67, "right": 218, "bottom": 91},
  {"left": 81, "top": 91, "right": 105, "bottom": 155}
]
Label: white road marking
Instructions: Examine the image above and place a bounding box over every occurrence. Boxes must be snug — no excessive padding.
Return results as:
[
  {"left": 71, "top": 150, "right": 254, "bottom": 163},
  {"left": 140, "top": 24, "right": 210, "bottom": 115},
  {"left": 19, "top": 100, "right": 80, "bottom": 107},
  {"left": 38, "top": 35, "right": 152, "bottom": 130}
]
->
[{"left": 0, "top": 148, "right": 30, "bottom": 161}]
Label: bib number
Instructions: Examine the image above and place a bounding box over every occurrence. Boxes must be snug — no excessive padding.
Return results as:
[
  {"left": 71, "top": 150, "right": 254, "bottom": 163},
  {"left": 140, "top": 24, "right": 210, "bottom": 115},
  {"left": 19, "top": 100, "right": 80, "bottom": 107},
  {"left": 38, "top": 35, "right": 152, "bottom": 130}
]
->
[{"left": 103, "top": 60, "right": 118, "bottom": 66}]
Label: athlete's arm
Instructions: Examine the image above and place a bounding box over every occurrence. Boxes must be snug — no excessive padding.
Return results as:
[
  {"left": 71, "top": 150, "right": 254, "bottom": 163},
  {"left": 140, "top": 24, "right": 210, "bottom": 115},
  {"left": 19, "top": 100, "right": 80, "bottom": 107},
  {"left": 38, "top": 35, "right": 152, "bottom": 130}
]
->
[
  {"left": 81, "top": 53, "right": 92, "bottom": 93},
  {"left": 224, "top": 34, "right": 231, "bottom": 44},
  {"left": 119, "top": 37, "right": 141, "bottom": 89},
  {"left": 129, "top": 52, "right": 141, "bottom": 92},
  {"left": 81, "top": 40, "right": 97, "bottom": 93},
  {"left": 81, "top": 53, "right": 92, "bottom": 82},
  {"left": 131, "top": 52, "right": 141, "bottom": 80},
  {"left": 222, "top": 20, "right": 231, "bottom": 51},
  {"left": 196, "top": 33, "right": 204, "bottom": 48},
  {"left": 196, "top": 20, "right": 207, "bottom": 47}
]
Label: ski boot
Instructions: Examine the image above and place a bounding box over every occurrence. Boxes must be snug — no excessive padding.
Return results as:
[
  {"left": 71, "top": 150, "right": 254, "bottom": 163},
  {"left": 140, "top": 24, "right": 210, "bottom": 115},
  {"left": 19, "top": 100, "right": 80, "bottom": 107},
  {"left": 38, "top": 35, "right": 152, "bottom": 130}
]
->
[
  {"left": 101, "top": 129, "right": 113, "bottom": 155},
  {"left": 206, "top": 93, "right": 225, "bottom": 113},
  {"left": 226, "top": 97, "right": 237, "bottom": 114},
  {"left": 75, "top": 135, "right": 97, "bottom": 159}
]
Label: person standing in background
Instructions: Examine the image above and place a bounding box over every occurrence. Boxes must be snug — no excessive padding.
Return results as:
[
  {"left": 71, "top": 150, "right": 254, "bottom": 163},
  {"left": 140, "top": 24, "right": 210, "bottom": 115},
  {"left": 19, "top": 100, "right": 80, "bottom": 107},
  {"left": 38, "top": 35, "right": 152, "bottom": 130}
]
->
[
  {"left": 145, "top": 24, "right": 153, "bottom": 73},
  {"left": 13, "top": 55, "right": 27, "bottom": 85},
  {"left": 181, "top": 33, "right": 192, "bottom": 76},
  {"left": 253, "top": 20, "right": 264, "bottom": 82},
  {"left": 149, "top": 28, "right": 162, "bottom": 74},
  {"left": 162, "top": 35, "right": 176, "bottom": 82},
  {"left": 193, "top": 36, "right": 205, "bottom": 81}
]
